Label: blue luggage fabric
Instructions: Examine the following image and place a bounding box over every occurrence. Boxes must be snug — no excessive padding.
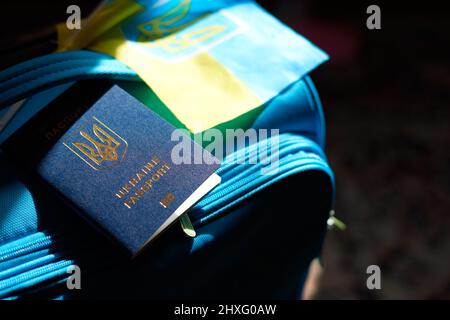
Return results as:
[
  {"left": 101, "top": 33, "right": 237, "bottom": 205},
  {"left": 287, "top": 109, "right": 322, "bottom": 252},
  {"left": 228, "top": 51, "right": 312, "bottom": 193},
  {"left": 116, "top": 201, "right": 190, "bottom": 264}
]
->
[{"left": 0, "top": 50, "right": 334, "bottom": 299}]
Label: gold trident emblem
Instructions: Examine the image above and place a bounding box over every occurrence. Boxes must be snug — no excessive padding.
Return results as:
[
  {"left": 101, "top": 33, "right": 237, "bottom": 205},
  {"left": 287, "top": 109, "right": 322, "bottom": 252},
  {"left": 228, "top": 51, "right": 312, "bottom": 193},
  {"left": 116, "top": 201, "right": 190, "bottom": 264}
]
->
[{"left": 73, "top": 124, "right": 120, "bottom": 165}]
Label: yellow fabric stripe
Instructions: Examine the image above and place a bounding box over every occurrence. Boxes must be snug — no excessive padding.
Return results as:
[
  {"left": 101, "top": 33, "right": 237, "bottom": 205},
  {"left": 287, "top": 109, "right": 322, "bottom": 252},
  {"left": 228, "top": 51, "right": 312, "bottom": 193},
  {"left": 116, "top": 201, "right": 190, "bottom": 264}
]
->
[{"left": 89, "top": 28, "right": 262, "bottom": 133}]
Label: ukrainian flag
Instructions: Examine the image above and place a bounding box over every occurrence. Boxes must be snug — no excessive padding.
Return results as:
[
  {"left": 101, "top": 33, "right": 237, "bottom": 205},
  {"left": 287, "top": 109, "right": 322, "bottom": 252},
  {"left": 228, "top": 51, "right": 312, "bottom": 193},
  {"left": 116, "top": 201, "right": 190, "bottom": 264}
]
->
[{"left": 58, "top": 0, "right": 328, "bottom": 133}]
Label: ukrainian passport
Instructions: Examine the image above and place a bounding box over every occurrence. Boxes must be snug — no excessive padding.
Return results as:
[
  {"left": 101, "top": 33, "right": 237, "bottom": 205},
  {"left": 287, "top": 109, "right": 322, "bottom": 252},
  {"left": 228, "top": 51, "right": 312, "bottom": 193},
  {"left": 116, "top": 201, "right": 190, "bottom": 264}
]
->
[{"left": 2, "top": 80, "right": 221, "bottom": 256}]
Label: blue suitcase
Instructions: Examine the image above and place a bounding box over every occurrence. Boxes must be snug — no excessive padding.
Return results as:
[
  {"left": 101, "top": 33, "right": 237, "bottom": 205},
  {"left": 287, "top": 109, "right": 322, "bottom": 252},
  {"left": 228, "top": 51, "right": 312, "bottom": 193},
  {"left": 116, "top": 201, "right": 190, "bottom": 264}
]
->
[{"left": 0, "top": 51, "right": 334, "bottom": 299}]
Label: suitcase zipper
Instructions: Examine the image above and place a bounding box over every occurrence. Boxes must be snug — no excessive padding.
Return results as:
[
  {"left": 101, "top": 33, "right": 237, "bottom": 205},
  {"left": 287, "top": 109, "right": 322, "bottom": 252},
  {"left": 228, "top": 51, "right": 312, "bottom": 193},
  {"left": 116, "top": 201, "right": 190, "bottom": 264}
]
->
[
  {"left": 178, "top": 133, "right": 326, "bottom": 236},
  {"left": 189, "top": 133, "right": 334, "bottom": 227}
]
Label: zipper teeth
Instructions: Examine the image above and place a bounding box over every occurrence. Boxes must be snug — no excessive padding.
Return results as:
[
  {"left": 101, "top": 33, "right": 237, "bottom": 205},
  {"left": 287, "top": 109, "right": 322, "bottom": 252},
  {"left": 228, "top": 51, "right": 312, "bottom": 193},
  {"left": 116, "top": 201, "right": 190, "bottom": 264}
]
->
[
  {"left": 216, "top": 134, "right": 323, "bottom": 176},
  {"left": 195, "top": 135, "right": 324, "bottom": 208},
  {"left": 212, "top": 144, "right": 322, "bottom": 197},
  {"left": 0, "top": 259, "right": 73, "bottom": 294},
  {"left": 198, "top": 162, "right": 326, "bottom": 225},
  {"left": 217, "top": 137, "right": 293, "bottom": 173},
  {"left": 199, "top": 151, "right": 318, "bottom": 210},
  {"left": 216, "top": 134, "right": 323, "bottom": 182},
  {"left": 0, "top": 132, "right": 331, "bottom": 297},
  {"left": 0, "top": 235, "right": 56, "bottom": 263},
  {"left": 199, "top": 156, "right": 325, "bottom": 213},
  {"left": 191, "top": 146, "right": 330, "bottom": 224},
  {"left": 219, "top": 144, "right": 318, "bottom": 184}
]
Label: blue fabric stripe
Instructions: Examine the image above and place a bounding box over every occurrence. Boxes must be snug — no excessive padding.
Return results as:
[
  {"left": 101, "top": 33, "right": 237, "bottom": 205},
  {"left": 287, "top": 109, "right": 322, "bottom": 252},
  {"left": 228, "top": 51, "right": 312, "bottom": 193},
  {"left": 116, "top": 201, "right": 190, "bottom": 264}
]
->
[{"left": 207, "top": 3, "right": 329, "bottom": 100}]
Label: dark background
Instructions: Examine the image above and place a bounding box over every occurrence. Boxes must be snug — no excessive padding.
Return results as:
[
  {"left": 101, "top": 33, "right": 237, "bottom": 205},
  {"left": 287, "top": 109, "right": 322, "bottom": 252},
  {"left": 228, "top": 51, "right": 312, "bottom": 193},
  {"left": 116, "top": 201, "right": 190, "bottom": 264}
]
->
[
  {"left": 0, "top": 0, "right": 449, "bottom": 299},
  {"left": 260, "top": 0, "right": 450, "bottom": 299}
]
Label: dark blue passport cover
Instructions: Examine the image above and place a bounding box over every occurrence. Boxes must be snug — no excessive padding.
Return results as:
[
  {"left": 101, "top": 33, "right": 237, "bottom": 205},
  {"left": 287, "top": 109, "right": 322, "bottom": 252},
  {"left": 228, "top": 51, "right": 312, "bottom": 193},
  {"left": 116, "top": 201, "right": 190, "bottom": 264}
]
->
[{"left": 2, "top": 81, "right": 220, "bottom": 255}]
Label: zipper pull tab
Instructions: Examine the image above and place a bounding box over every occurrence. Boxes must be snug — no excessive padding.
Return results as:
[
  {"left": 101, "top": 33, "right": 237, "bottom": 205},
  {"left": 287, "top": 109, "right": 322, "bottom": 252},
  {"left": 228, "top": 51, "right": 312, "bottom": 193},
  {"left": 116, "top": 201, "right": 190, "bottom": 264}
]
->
[
  {"left": 180, "top": 214, "right": 196, "bottom": 237},
  {"left": 327, "top": 210, "right": 346, "bottom": 231}
]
